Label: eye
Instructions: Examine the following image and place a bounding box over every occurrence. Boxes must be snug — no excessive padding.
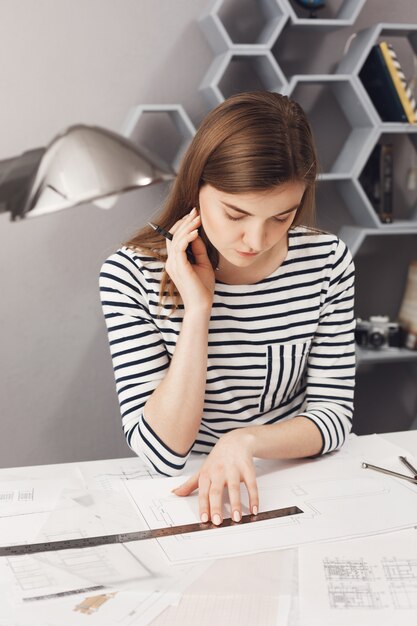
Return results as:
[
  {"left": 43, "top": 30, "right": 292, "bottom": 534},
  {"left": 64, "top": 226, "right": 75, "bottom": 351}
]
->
[
  {"left": 225, "top": 213, "right": 243, "bottom": 222},
  {"left": 274, "top": 215, "right": 290, "bottom": 224},
  {"left": 224, "top": 211, "right": 291, "bottom": 224}
]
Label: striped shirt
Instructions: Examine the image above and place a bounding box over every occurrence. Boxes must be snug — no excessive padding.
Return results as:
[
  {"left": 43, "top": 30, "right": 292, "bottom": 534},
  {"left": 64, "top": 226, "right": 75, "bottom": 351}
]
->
[{"left": 99, "top": 226, "right": 355, "bottom": 476}]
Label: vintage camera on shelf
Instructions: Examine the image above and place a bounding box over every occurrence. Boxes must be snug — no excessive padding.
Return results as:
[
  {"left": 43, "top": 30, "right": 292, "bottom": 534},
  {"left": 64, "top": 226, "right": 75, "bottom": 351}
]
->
[{"left": 355, "top": 315, "right": 405, "bottom": 349}]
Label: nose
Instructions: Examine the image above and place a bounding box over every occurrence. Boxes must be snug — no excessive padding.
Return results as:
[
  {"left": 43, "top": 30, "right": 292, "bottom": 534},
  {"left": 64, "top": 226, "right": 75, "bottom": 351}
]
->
[{"left": 242, "top": 223, "right": 268, "bottom": 252}]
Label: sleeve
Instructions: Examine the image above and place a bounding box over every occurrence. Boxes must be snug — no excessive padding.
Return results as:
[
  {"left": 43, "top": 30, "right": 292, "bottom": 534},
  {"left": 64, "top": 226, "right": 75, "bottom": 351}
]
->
[
  {"left": 297, "top": 238, "right": 356, "bottom": 454},
  {"left": 99, "top": 249, "right": 192, "bottom": 476}
]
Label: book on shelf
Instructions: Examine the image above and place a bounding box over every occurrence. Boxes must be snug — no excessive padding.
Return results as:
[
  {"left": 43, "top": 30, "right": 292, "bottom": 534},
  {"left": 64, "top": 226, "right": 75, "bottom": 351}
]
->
[
  {"left": 360, "top": 41, "right": 417, "bottom": 124},
  {"left": 398, "top": 260, "right": 417, "bottom": 349},
  {"left": 359, "top": 143, "right": 393, "bottom": 223}
]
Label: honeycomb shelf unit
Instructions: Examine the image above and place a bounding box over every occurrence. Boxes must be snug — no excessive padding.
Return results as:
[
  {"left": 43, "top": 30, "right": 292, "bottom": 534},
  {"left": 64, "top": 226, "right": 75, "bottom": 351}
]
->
[
  {"left": 199, "top": 4, "right": 417, "bottom": 433},
  {"left": 340, "top": 224, "right": 417, "bottom": 257},
  {"left": 122, "top": 104, "right": 196, "bottom": 174},
  {"left": 285, "top": 74, "right": 377, "bottom": 178},
  {"left": 337, "top": 22, "right": 417, "bottom": 84},
  {"left": 281, "top": 0, "right": 366, "bottom": 31},
  {"left": 199, "top": 0, "right": 288, "bottom": 51},
  {"left": 200, "top": 49, "right": 287, "bottom": 107}
]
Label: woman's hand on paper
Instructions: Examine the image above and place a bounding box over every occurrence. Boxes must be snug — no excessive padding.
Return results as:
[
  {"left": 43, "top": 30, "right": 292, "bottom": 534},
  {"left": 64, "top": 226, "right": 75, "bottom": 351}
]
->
[{"left": 172, "top": 429, "right": 259, "bottom": 525}]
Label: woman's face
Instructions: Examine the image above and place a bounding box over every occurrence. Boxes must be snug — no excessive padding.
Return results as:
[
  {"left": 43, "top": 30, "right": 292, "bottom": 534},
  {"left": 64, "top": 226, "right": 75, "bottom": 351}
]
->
[{"left": 198, "top": 181, "right": 306, "bottom": 269}]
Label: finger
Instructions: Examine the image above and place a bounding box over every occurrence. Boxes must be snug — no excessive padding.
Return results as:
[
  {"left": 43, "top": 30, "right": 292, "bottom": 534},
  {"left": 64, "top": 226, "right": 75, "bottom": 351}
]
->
[
  {"left": 189, "top": 227, "right": 211, "bottom": 264},
  {"left": 197, "top": 473, "right": 211, "bottom": 524},
  {"left": 169, "top": 231, "right": 199, "bottom": 266},
  {"left": 169, "top": 214, "right": 200, "bottom": 258},
  {"left": 227, "top": 473, "right": 243, "bottom": 523},
  {"left": 172, "top": 473, "right": 199, "bottom": 497},
  {"left": 242, "top": 468, "right": 259, "bottom": 515},
  {"left": 176, "top": 214, "right": 200, "bottom": 245},
  {"left": 209, "top": 481, "right": 225, "bottom": 526},
  {"left": 169, "top": 208, "right": 198, "bottom": 236}
]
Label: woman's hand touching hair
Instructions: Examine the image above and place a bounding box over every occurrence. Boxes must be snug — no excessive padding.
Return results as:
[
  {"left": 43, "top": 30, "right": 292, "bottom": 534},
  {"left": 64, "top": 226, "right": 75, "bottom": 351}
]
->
[{"left": 165, "top": 208, "right": 215, "bottom": 313}]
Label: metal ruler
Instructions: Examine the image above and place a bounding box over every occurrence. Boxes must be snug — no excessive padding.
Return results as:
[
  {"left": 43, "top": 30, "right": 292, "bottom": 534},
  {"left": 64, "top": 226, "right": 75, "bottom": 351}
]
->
[{"left": 0, "top": 505, "right": 302, "bottom": 557}]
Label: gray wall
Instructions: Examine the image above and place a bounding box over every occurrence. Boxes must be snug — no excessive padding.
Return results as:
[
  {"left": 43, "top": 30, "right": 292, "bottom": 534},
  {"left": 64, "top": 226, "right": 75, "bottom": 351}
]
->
[{"left": 1, "top": 0, "right": 417, "bottom": 468}]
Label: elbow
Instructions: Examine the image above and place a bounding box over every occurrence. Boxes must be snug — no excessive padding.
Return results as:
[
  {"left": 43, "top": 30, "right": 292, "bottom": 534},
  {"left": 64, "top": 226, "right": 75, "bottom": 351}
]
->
[
  {"left": 301, "top": 401, "right": 353, "bottom": 454},
  {"left": 127, "top": 424, "right": 190, "bottom": 477}
]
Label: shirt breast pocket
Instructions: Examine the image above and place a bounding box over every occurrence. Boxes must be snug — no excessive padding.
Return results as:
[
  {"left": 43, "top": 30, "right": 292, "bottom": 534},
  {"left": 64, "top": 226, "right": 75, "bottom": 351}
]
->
[{"left": 259, "top": 341, "right": 311, "bottom": 413}]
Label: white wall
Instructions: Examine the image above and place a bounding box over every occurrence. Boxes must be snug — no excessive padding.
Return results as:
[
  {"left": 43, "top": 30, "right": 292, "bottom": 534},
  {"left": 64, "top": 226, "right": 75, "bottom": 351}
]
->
[{"left": 1, "top": 0, "right": 417, "bottom": 467}]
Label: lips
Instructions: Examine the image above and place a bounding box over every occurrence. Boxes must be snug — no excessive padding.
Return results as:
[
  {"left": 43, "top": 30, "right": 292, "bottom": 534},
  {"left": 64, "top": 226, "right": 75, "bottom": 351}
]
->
[{"left": 236, "top": 250, "right": 259, "bottom": 256}]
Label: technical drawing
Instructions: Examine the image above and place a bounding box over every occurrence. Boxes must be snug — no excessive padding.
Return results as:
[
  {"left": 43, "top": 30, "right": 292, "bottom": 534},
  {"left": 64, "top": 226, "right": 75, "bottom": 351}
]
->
[
  {"left": 6, "top": 556, "right": 54, "bottom": 592},
  {"left": 327, "top": 582, "right": 385, "bottom": 609},
  {"left": 0, "top": 487, "right": 34, "bottom": 504},
  {"left": 92, "top": 468, "right": 156, "bottom": 495},
  {"left": 124, "top": 465, "right": 417, "bottom": 564},
  {"left": 323, "top": 557, "right": 385, "bottom": 609},
  {"left": 383, "top": 557, "right": 417, "bottom": 609},
  {"left": 4, "top": 527, "right": 153, "bottom": 602},
  {"left": 324, "top": 557, "right": 376, "bottom": 581}
]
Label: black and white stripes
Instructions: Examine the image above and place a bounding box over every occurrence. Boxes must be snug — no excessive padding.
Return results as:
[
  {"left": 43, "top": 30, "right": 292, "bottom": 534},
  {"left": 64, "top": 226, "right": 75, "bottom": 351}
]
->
[{"left": 99, "top": 227, "right": 355, "bottom": 475}]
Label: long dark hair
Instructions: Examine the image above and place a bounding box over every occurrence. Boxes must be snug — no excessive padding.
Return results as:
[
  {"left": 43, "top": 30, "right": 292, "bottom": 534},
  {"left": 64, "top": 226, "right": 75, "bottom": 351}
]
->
[{"left": 125, "top": 91, "right": 319, "bottom": 314}]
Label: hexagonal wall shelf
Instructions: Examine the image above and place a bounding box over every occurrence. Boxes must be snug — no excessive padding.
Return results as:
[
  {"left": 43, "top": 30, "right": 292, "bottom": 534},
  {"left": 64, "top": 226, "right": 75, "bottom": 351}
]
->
[
  {"left": 337, "top": 23, "right": 417, "bottom": 123},
  {"left": 122, "top": 105, "right": 196, "bottom": 174},
  {"left": 335, "top": 126, "right": 417, "bottom": 229},
  {"left": 286, "top": 74, "right": 377, "bottom": 178},
  {"left": 199, "top": 0, "right": 288, "bottom": 52},
  {"left": 340, "top": 224, "right": 417, "bottom": 257},
  {"left": 280, "top": 0, "right": 366, "bottom": 31},
  {"left": 200, "top": 49, "right": 287, "bottom": 107},
  {"left": 359, "top": 127, "right": 417, "bottom": 224}
]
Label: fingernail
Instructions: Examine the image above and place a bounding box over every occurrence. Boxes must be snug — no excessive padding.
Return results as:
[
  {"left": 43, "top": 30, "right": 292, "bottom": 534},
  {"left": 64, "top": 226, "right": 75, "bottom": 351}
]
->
[
  {"left": 212, "top": 514, "right": 221, "bottom": 526},
  {"left": 252, "top": 506, "right": 258, "bottom": 516},
  {"left": 233, "top": 510, "right": 241, "bottom": 523},
  {"left": 190, "top": 207, "right": 196, "bottom": 215},
  {"left": 201, "top": 513, "right": 209, "bottom": 523}
]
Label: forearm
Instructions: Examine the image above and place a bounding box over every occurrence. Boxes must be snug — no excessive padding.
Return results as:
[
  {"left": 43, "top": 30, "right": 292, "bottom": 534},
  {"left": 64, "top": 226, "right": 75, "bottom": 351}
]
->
[
  {"left": 242, "top": 416, "right": 323, "bottom": 460},
  {"left": 144, "top": 308, "right": 211, "bottom": 455}
]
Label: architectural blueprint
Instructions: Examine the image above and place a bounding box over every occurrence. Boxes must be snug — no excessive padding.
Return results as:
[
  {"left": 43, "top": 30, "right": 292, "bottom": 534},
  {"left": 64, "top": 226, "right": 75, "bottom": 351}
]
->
[
  {"left": 298, "top": 527, "right": 417, "bottom": 625},
  {"left": 0, "top": 458, "right": 212, "bottom": 626},
  {"left": 123, "top": 451, "right": 417, "bottom": 563}
]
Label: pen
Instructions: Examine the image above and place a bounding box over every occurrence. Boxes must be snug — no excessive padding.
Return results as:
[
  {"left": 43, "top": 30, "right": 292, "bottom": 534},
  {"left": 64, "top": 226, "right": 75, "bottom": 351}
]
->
[
  {"left": 148, "top": 222, "right": 196, "bottom": 264},
  {"left": 362, "top": 461, "right": 417, "bottom": 485},
  {"left": 399, "top": 456, "right": 417, "bottom": 479}
]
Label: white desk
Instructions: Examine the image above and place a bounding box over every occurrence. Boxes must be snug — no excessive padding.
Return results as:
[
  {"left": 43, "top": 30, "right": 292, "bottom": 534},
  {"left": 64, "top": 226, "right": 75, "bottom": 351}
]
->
[{"left": 0, "top": 431, "right": 416, "bottom": 626}]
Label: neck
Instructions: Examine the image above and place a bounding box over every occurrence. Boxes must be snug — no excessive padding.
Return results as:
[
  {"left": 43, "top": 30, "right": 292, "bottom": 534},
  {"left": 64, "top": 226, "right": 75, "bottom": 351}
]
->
[{"left": 216, "top": 237, "right": 289, "bottom": 285}]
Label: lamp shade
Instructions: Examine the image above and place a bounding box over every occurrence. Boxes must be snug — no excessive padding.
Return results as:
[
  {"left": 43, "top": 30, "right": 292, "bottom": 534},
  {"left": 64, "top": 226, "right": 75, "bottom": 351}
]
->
[{"left": 1, "top": 124, "right": 175, "bottom": 220}]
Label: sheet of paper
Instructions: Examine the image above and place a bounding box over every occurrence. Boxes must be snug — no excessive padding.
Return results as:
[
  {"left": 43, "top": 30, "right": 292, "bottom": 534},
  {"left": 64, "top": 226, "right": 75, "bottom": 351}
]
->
[
  {"left": 0, "top": 544, "right": 211, "bottom": 626},
  {"left": 0, "top": 486, "right": 213, "bottom": 626},
  {"left": 123, "top": 447, "right": 417, "bottom": 564},
  {"left": 0, "top": 479, "right": 67, "bottom": 518},
  {"left": 0, "top": 469, "right": 85, "bottom": 546},
  {"left": 151, "top": 548, "right": 297, "bottom": 626},
  {"left": 298, "top": 528, "right": 417, "bottom": 626},
  {"left": 0, "top": 585, "right": 181, "bottom": 626},
  {"left": 77, "top": 457, "right": 172, "bottom": 536},
  {"left": 0, "top": 501, "right": 153, "bottom": 602}
]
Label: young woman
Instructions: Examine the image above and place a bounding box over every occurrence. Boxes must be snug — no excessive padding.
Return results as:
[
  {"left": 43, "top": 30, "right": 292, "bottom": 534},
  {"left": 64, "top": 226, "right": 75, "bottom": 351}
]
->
[{"left": 99, "top": 91, "right": 355, "bottom": 527}]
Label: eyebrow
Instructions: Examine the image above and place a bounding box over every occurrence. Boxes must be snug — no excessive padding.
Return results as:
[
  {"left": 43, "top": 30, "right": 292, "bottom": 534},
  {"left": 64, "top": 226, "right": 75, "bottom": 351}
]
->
[{"left": 222, "top": 201, "right": 300, "bottom": 217}]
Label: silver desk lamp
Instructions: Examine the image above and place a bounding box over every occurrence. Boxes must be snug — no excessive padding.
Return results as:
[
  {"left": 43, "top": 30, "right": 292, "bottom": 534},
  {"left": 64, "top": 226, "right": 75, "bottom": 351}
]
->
[{"left": 0, "top": 124, "right": 175, "bottom": 220}]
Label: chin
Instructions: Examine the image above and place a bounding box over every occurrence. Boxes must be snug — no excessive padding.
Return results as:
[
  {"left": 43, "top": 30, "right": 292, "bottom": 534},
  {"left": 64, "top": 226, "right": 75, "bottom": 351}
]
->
[{"left": 227, "top": 255, "right": 256, "bottom": 266}]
